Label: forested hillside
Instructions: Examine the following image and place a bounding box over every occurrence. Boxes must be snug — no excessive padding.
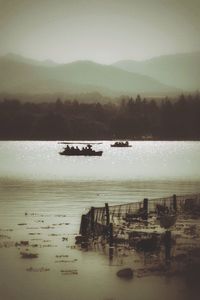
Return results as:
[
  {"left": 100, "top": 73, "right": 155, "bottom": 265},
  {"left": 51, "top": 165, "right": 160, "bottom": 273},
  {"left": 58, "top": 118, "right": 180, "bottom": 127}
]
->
[{"left": 0, "top": 94, "right": 199, "bottom": 140}]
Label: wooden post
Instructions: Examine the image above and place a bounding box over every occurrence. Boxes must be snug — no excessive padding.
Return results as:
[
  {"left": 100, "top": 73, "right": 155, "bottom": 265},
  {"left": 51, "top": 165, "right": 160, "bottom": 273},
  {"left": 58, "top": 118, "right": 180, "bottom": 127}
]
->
[
  {"left": 109, "top": 223, "right": 113, "bottom": 247},
  {"left": 79, "top": 214, "right": 88, "bottom": 236},
  {"left": 105, "top": 203, "right": 110, "bottom": 226},
  {"left": 143, "top": 198, "right": 148, "bottom": 220},
  {"left": 109, "top": 246, "right": 114, "bottom": 262},
  {"left": 164, "top": 230, "right": 171, "bottom": 263},
  {"left": 90, "top": 207, "right": 95, "bottom": 234},
  {"left": 173, "top": 194, "right": 177, "bottom": 212}
]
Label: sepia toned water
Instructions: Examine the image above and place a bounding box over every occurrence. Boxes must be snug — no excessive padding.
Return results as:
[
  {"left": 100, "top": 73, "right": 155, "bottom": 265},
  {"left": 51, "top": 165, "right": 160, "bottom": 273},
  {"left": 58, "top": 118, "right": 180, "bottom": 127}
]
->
[{"left": 0, "top": 141, "right": 200, "bottom": 300}]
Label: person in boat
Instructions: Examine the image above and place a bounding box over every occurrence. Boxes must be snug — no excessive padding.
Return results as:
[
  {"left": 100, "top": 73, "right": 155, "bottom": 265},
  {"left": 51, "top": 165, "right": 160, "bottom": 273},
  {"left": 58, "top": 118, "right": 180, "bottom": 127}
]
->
[{"left": 81, "top": 144, "right": 93, "bottom": 153}]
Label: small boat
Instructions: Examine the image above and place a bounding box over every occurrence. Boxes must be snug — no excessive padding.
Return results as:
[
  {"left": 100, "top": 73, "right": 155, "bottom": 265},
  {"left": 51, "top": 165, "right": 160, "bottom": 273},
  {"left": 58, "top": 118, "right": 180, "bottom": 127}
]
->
[
  {"left": 59, "top": 144, "right": 103, "bottom": 156},
  {"left": 111, "top": 141, "right": 132, "bottom": 147}
]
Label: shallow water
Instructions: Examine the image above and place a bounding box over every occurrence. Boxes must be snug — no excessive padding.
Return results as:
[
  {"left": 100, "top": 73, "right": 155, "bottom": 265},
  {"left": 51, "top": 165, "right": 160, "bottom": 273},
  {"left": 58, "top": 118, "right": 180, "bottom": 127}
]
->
[{"left": 0, "top": 141, "right": 200, "bottom": 300}]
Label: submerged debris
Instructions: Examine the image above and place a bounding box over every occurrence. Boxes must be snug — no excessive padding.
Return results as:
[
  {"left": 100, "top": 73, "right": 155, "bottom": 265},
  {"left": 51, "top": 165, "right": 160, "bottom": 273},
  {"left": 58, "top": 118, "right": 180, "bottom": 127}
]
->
[
  {"left": 48, "top": 233, "right": 61, "bottom": 237},
  {"left": 16, "top": 241, "right": 29, "bottom": 247},
  {"left": 184, "top": 225, "right": 198, "bottom": 236},
  {"left": 27, "top": 227, "right": 40, "bottom": 230},
  {"left": 42, "top": 244, "right": 57, "bottom": 248},
  {"left": 55, "top": 255, "right": 69, "bottom": 258},
  {"left": 183, "top": 199, "right": 200, "bottom": 216},
  {"left": 20, "top": 252, "right": 38, "bottom": 259},
  {"left": 30, "top": 244, "right": 38, "bottom": 247},
  {"left": 20, "top": 241, "right": 29, "bottom": 246},
  {"left": 0, "top": 234, "right": 10, "bottom": 239},
  {"left": 0, "top": 241, "right": 15, "bottom": 248},
  {"left": 29, "top": 233, "right": 41, "bottom": 235},
  {"left": 53, "top": 223, "right": 69, "bottom": 226},
  {"left": 55, "top": 259, "right": 77, "bottom": 263},
  {"left": 55, "top": 214, "right": 66, "bottom": 217},
  {"left": 77, "top": 193, "right": 200, "bottom": 280},
  {"left": 129, "top": 232, "right": 160, "bottom": 252},
  {"left": 60, "top": 269, "right": 78, "bottom": 275},
  {"left": 26, "top": 267, "right": 50, "bottom": 272},
  {"left": 40, "top": 226, "right": 55, "bottom": 229},
  {"left": 75, "top": 235, "right": 88, "bottom": 245}
]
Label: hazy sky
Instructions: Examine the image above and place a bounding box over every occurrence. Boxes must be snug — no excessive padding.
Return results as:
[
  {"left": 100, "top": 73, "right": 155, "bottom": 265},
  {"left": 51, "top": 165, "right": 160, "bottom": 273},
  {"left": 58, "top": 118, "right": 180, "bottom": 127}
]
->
[{"left": 0, "top": 0, "right": 200, "bottom": 64}]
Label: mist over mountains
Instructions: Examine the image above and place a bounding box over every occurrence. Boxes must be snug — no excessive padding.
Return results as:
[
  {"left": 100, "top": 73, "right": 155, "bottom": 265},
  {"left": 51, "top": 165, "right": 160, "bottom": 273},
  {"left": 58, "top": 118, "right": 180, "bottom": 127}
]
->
[
  {"left": 0, "top": 52, "right": 199, "bottom": 100},
  {"left": 114, "top": 52, "right": 200, "bottom": 92}
]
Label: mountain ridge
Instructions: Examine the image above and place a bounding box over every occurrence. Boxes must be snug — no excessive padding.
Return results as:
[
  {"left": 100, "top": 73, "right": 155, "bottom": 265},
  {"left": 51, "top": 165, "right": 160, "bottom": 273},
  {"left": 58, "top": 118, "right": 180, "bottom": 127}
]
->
[
  {"left": 0, "top": 54, "right": 177, "bottom": 97},
  {"left": 113, "top": 51, "right": 200, "bottom": 91}
]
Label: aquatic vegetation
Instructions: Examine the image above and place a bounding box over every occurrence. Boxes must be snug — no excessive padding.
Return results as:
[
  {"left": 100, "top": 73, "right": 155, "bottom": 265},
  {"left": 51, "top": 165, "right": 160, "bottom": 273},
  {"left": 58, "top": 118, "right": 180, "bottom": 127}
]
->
[
  {"left": 20, "top": 252, "right": 38, "bottom": 259},
  {"left": 42, "top": 244, "right": 57, "bottom": 247},
  {"left": 40, "top": 226, "right": 55, "bottom": 229},
  {"left": 60, "top": 269, "right": 78, "bottom": 275},
  {"left": 55, "top": 255, "right": 69, "bottom": 258},
  {"left": 15, "top": 241, "right": 29, "bottom": 247},
  {"left": 29, "top": 233, "right": 41, "bottom": 235},
  {"left": 48, "top": 233, "right": 61, "bottom": 236},
  {"left": 0, "top": 241, "right": 15, "bottom": 248},
  {"left": 26, "top": 267, "right": 50, "bottom": 272},
  {"left": 0, "top": 234, "right": 10, "bottom": 239},
  {"left": 55, "top": 259, "right": 77, "bottom": 263},
  {"left": 55, "top": 214, "right": 66, "bottom": 217}
]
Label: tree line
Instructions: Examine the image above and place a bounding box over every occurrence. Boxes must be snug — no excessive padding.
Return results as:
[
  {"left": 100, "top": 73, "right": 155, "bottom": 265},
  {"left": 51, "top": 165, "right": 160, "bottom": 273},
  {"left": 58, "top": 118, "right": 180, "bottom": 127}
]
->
[{"left": 0, "top": 93, "right": 200, "bottom": 140}]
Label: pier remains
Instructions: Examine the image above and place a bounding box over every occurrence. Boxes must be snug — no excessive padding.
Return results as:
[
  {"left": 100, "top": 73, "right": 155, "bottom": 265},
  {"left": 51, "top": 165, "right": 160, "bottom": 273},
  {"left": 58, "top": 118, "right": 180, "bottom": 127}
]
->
[
  {"left": 77, "top": 193, "right": 200, "bottom": 280},
  {"left": 79, "top": 193, "right": 200, "bottom": 239}
]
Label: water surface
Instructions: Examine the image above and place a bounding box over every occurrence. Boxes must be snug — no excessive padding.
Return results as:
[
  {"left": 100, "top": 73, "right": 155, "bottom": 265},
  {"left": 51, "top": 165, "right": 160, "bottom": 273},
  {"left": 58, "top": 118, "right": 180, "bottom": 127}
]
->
[{"left": 0, "top": 141, "right": 200, "bottom": 300}]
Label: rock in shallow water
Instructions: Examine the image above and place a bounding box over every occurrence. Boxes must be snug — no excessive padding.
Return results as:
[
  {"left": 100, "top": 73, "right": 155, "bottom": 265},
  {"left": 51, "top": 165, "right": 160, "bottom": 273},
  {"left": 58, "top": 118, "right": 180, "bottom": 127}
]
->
[{"left": 116, "top": 268, "right": 133, "bottom": 279}]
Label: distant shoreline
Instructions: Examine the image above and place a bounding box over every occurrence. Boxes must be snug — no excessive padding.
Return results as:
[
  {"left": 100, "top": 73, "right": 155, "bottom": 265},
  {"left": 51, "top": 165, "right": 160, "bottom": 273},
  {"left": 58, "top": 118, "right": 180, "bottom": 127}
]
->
[
  {"left": 0, "top": 139, "right": 200, "bottom": 142},
  {"left": 1, "top": 95, "right": 200, "bottom": 141}
]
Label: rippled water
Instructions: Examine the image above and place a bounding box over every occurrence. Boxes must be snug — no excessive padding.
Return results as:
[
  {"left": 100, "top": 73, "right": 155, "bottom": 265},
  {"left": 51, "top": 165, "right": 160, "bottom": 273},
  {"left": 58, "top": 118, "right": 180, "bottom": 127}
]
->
[{"left": 0, "top": 141, "right": 200, "bottom": 300}]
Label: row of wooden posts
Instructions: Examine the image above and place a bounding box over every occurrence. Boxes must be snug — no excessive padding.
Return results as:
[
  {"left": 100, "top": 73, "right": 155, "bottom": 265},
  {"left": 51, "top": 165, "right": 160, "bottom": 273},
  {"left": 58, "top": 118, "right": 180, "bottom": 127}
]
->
[{"left": 80, "top": 195, "right": 178, "bottom": 239}]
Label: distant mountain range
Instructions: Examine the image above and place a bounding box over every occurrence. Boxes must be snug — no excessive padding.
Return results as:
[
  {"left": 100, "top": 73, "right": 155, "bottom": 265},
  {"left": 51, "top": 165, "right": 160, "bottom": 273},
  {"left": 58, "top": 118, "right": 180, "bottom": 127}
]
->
[
  {"left": 113, "top": 52, "right": 200, "bottom": 92},
  {"left": 0, "top": 52, "right": 199, "bottom": 98}
]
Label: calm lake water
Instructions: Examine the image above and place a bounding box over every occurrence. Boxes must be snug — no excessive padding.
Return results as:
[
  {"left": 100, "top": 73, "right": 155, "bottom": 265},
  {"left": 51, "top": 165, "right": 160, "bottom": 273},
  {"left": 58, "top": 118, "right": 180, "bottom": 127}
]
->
[{"left": 0, "top": 141, "right": 200, "bottom": 300}]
